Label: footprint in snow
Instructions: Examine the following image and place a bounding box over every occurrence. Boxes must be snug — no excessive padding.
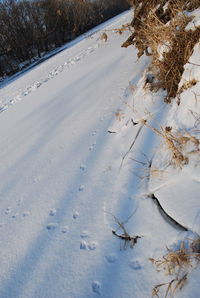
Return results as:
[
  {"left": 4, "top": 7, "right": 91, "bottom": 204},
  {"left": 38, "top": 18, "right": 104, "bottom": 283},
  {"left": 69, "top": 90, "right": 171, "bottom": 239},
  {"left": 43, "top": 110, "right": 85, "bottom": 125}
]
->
[
  {"left": 73, "top": 211, "right": 79, "bottom": 219},
  {"left": 80, "top": 164, "right": 87, "bottom": 171},
  {"left": 12, "top": 214, "right": 18, "bottom": 219},
  {"left": 92, "top": 281, "right": 101, "bottom": 295},
  {"left": 80, "top": 240, "right": 87, "bottom": 250},
  {"left": 46, "top": 223, "right": 58, "bottom": 230},
  {"left": 23, "top": 211, "right": 30, "bottom": 217},
  {"left": 88, "top": 241, "right": 98, "bottom": 250},
  {"left": 5, "top": 207, "right": 11, "bottom": 215},
  {"left": 80, "top": 240, "right": 98, "bottom": 250},
  {"left": 89, "top": 142, "right": 96, "bottom": 151},
  {"left": 92, "top": 131, "right": 97, "bottom": 136},
  {"left": 79, "top": 185, "right": 85, "bottom": 191},
  {"left": 61, "top": 226, "right": 69, "bottom": 233},
  {"left": 129, "top": 259, "right": 142, "bottom": 270},
  {"left": 80, "top": 230, "right": 90, "bottom": 238},
  {"left": 105, "top": 253, "right": 118, "bottom": 263},
  {"left": 49, "top": 208, "right": 56, "bottom": 216}
]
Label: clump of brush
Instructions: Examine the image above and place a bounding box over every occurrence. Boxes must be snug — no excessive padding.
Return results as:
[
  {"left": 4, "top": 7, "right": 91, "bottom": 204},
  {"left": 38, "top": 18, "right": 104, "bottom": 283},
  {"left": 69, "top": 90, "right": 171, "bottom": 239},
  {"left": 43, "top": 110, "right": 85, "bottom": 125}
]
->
[
  {"left": 123, "top": 0, "right": 200, "bottom": 102},
  {"left": 150, "top": 238, "right": 200, "bottom": 297}
]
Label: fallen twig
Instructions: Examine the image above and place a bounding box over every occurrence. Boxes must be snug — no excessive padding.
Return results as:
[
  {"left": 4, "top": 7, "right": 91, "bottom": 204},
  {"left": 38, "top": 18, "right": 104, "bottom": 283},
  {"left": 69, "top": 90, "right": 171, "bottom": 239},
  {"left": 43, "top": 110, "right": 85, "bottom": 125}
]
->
[
  {"left": 106, "top": 210, "right": 142, "bottom": 249},
  {"left": 112, "top": 230, "right": 141, "bottom": 249}
]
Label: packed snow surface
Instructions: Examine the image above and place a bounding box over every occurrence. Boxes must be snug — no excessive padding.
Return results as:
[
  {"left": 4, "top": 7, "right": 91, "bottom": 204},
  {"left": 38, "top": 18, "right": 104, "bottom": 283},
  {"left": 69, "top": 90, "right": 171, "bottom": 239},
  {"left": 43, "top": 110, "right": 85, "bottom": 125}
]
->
[{"left": 0, "top": 10, "right": 200, "bottom": 298}]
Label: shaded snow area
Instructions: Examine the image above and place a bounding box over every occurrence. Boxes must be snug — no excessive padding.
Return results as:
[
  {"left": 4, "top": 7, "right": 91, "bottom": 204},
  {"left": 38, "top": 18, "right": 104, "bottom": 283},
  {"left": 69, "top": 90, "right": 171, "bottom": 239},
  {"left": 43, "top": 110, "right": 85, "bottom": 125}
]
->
[{"left": 0, "top": 10, "right": 200, "bottom": 298}]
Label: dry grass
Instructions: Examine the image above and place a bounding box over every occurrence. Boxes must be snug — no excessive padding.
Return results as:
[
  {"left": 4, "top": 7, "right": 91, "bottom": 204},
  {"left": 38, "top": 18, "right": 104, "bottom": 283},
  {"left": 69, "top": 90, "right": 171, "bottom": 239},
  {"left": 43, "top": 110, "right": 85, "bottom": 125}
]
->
[
  {"left": 143, "top": 120, "right": 199, "bottom": 168},
  {"left": 100, "top": 32, "right": 108, "bottom": 42},
  {"left": 123, "top": 0, "right": 200, "bottom": 102},
  {"left": 150, "top": 239, "right": 200, "bottom": 297},
  {"left": 178, "top": 78, "right": 198, "bottom": 95}
]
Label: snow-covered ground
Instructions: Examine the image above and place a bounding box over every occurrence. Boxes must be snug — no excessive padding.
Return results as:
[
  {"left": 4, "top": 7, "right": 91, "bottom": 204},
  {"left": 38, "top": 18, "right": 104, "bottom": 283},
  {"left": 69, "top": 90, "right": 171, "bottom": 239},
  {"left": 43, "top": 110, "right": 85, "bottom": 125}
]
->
[{"left": 0, "top": 9, "right": 200, "bottom": 298}]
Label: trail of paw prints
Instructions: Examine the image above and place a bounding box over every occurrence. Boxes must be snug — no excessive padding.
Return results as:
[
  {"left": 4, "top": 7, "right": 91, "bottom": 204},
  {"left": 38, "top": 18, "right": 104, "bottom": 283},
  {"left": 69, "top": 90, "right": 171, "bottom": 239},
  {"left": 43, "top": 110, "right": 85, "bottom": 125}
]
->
[
  {"left": 0, "top": 43, "right": 100, "bottom": 113},
  {"left": 80, "top": 231, "right": 98, "bottom": 251},
  {"left": 46, "top": 208, "right": 71, "bottom": 232},
  {"left": 4, "top": 207, "right": 31, "bottom": 219}
]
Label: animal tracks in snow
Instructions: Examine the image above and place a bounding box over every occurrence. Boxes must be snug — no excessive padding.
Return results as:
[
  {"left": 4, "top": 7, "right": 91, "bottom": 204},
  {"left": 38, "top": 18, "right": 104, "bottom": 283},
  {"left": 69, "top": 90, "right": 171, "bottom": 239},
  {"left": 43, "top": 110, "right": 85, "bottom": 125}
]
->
[
  {"left": 79, "top": 185, "right": 85, "bottom": 192},
  {"left": 49, "top": 208, "right": 57, "bottom": 216},
  {"left": 46, "top": 223, "right": 58, "bottom": 230},
  {"left": 80, "top": 231, "right": 98, "bottom": 250},
  {"left": 92, "top": 280, "right": 101, "bottom": 295},
  {"left": 0, "top": 42, "right": 101, "bottom": 113},
  {"left": 79, "top": 240, "right": 98, "bottom": 251},
  {"left": 73, "top": 211, "right": 79, "bottom": 219},
  {"left": 129, "top": 259, "right": 142, "bottom": 270},
  {"left": 105, "top": 253, "right": 118, "bottom": 263},
  {"left": 80, "top": 164, "right": 87, "bottom": 171}
]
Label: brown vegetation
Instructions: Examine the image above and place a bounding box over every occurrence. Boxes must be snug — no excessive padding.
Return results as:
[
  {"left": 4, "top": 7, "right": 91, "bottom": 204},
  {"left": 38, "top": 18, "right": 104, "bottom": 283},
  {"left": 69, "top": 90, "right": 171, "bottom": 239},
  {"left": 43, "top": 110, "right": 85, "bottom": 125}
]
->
[
  {"left": 123, "top": 0, "right": 200, "bottom": 102},
  {"left": 150, "top": 239, "right": 200, "bottom": 297}
]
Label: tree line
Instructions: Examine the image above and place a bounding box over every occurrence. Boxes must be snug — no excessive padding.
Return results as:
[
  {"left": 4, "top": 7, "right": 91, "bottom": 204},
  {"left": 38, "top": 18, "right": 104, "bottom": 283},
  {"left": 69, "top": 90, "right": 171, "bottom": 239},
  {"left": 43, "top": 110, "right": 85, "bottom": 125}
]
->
[{"left": 0, "top": 0, "right": 130, "bottom": 79}]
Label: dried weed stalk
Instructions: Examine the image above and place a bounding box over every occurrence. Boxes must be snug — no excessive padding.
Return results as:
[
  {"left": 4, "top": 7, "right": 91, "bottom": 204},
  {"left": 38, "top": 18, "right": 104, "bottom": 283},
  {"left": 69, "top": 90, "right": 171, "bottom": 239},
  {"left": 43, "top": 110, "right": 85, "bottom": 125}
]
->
[{"left": 107, "top": 211, "right": 142, "bottom": 250}]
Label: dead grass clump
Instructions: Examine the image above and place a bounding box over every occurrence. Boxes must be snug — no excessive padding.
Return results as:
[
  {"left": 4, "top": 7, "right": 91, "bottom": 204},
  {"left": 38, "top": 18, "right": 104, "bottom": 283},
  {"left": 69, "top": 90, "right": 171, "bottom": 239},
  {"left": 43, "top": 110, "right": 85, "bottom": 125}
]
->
[
  {"left": 143, "top": 120, "right": 200, "bottom": 168},
  {"left": 156, "top": 27, "right": 200, "bottom": 102},
  {"left": 152, "top": 274, "right": 188, "bottom": 298},
  {"left": 150, "top": 240, "right": 200, "bottom": 297},
  {"left": 123, "top": 0, "right": 200, "bottom": 102},
  {"left": 178, "top": 78, "right": 198, "bottom": 95},
  {"left": 100, "top": 32, "right": 108, "bottom": 42},
  {"left": 150, "top": 243, "right": 192, "bottom": 275}
]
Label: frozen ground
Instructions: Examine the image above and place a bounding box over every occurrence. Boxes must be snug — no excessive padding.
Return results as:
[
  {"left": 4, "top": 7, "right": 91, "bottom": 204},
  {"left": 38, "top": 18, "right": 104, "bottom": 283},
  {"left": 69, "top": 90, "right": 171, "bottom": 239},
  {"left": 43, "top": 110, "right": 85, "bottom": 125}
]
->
[{"left": 0, "top": 9, "right": 200, "bottom": 298}]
